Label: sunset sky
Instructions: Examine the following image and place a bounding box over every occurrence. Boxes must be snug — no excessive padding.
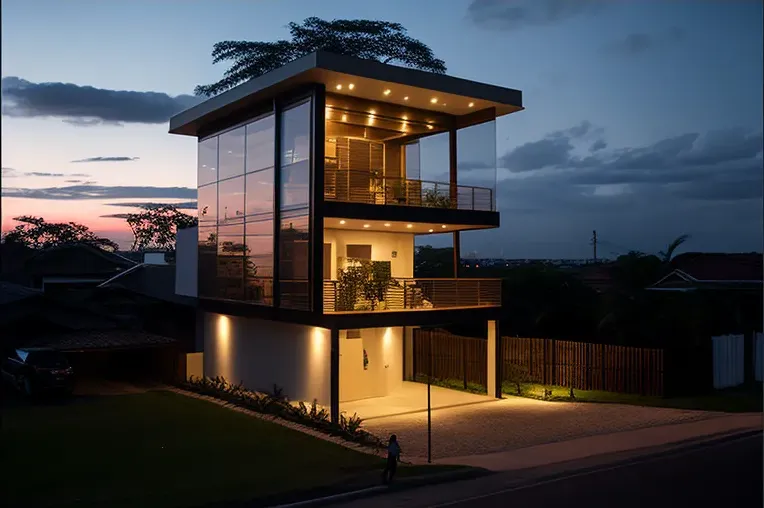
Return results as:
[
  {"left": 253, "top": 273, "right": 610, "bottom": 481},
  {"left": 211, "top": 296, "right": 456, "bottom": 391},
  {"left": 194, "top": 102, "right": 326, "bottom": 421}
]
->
[{"left": 2, "top": 0, "right": 762, "bottom": 258}]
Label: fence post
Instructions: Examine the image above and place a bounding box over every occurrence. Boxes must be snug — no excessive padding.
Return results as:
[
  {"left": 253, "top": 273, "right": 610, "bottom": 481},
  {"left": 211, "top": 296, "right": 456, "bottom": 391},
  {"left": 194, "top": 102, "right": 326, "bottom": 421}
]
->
[
  {"left": 529, "top": 339, "right": 534, "bottom": 379},
  {"left": 543, "top": 339, "right": 548, "bottom": 385},
  {"left": 551, "top": 339, "right": 557, "bottom": 386},
  {"left": 601, "top": 345, "right": 606, "bottom": 391},
  {"left": 462, "top": 338, "right": 468, "bottom": 390},
  {"left": 586, "top": 344, "right": 592, "bottom": 390}
]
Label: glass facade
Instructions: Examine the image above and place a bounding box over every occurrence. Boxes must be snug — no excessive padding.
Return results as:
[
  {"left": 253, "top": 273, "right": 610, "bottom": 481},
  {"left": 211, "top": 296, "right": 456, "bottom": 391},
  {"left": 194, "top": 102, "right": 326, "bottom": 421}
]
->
[
  {"left": 278, "top": 100, "right": 312, "bottom": 310},
  {"left": 197, "top": 111, "right": 279, "bottom": 306},
  {"left": 196, "top": 97, "right": 313, "bottom": 309},
  {"left": 457, "top": 120, "right": 497, "bottom": 210}
]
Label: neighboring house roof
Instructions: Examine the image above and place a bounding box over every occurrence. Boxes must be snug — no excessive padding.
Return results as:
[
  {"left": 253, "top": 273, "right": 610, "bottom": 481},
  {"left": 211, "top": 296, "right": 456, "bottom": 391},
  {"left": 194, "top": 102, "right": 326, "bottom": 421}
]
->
[
  {"left": 24, "top": 243, "right": 136, "bottom": 278},
  {"left": 568, "top": 263, "right": 614, "bottom": 293},
  {"left": 0, "top": 281, "right": 43, "bottom": 305},
  {"left": 22, "top": 329, "right": 177, "bottom": 352},
  {"left": 650, "top": 252, "right": 763, "bottom": 291},
  {"left": 98, "top": 263, "right": 195, "bottom": 305},
  {"left": 170, "top": 50, "right": 523, "bottom": 137}
]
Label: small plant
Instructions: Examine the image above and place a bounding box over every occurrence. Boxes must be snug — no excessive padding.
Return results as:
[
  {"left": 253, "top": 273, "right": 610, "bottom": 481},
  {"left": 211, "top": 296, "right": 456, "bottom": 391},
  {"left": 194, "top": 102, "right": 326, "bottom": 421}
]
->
[
  {"left": 423, "top": 188, "right": 451, "bottom": 208},
  {"left": 543, "top": 387, "right": 553, "bottom": 399},
  {"left": 504, "top": 363, "right": 530, "bottom": 395}
]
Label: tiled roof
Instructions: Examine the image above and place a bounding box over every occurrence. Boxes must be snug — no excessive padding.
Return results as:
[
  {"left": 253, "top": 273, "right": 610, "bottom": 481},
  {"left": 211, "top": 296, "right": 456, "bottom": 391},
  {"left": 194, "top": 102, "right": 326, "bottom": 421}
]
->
[
  {"left": 670, "top": 252, "right": 762, "bottom": 282},
  {"left": 24, "top": 329, "right": 177, "bottom": 351}
]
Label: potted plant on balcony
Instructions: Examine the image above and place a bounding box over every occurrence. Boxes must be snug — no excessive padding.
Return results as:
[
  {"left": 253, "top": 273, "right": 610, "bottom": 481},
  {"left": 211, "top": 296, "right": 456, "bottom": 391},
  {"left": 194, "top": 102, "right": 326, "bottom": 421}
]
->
[
  {"left": 423, "top": 188, "right": 451, "bottom": 208},
  {"left": 362, "top": 261, "right": 392, "bottom": 310}
]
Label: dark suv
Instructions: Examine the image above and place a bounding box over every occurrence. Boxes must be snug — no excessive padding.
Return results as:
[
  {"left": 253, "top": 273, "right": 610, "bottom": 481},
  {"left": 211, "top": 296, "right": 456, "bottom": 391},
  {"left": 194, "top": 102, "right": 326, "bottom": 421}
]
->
[{"left": 1, "top": 348, "right": 74, "bottom": 396}]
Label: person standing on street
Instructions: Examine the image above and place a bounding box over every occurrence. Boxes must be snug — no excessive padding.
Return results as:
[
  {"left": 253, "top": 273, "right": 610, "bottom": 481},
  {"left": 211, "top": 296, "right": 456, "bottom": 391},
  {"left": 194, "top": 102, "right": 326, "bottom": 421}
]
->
[{"left": 382, "top": 434, "right": 402, "bottom": 484}]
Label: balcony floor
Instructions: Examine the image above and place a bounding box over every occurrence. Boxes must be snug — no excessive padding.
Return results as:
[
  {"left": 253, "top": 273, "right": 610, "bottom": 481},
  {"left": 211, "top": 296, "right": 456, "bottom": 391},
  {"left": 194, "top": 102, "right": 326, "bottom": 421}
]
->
[{"left": 325, "top": 304, "right": 500, "bottom": 315}]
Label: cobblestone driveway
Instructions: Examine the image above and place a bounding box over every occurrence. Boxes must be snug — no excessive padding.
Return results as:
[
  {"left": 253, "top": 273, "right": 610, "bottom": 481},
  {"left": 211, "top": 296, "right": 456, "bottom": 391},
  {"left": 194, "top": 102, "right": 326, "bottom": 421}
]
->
[{"left": 362, "top": 396, "right": 724, "bottom": 460}]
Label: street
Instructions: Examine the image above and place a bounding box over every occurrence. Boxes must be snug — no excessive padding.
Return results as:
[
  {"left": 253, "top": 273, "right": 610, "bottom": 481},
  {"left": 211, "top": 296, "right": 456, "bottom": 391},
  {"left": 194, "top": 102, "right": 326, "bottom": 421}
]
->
[{"left": 334, "top": 432, "right": 763, "bottom": 508}]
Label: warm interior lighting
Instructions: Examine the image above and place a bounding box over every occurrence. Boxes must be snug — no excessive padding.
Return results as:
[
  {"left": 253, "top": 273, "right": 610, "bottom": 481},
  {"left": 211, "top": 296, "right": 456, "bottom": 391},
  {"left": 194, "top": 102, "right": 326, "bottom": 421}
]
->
[
  {"left": 369, "top": 109, "right": 376, "bottom": 114},
  {"left": 403, "top": 96, "right": 409, "bottom": 101},
  {"left": 341, "top": 114, "right": 347, "bottom": 122},
  {"left": 426, "top": 125, "right": 434, "bottom": 130},
  {"left": 442, "top": 103, "right": 447, "bottom": 107},
  {"left": 428, "top": 229, "right": 434, "bottom": 233},
  {"left": 325, "top": 107, "right": 332, "bottom": 119},
  {"left": 430, "top": 97, "right": 438, "bottom": 104},
  {"left": 348, "top": 83, "right": 355, "bottom": 90},
  {"left": 339, "top": 220, "right": 346, "bottom": 225},
  {"left": 441, "top": 225, "right": 447, "bottom": 229},
  {"left": 383, "top": 327, "right": 392, "bottom": 348},
  {"left": 363, "top": 224, "right": 371, "bottom": 228},
  {"left": 384, "top": 223, "right": 391, "bottom": 227},
  {"left": 468, "top": 102, "right": 475, "bottom": 108},
  {"left": 406, "top": 224, "right": 413, "bottom": 229},
  {"left": 383, "top": 89, "right": 391, "bottom": 96},
  {"left": 402, "top": 115, "right": 408, "bottom": 120},
  {"left": 336, "top": 84, "right": 342, "bottom": 90}
]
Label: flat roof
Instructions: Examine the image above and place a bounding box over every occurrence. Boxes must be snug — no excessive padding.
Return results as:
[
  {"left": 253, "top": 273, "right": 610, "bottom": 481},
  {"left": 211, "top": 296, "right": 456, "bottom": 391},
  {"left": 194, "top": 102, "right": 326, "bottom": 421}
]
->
[{"left": 170, "top": 50, "right": 523, "bottom": 137}]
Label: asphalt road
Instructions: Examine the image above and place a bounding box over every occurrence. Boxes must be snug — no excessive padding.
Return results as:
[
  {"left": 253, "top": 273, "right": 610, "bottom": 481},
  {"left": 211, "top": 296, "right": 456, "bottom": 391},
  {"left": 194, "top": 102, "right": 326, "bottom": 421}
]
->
[
  {"left": 333, "top": 431, "right": 763, "bottom": 508},
  {"left": 432, "top": 432, "right": 763, "bottom": 508}
]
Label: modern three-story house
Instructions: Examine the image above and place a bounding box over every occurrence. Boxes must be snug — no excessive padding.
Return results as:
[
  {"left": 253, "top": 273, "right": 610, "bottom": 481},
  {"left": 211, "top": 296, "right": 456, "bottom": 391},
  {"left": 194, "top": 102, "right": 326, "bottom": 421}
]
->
[{"left": 170, "top": 51, "right": 523, "bottom": 422}]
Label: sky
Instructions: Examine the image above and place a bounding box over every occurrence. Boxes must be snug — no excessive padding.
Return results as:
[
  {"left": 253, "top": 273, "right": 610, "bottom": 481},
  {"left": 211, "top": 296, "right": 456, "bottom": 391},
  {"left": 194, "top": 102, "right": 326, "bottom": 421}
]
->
[{"left": 1, "top": 0, "right": 762, "bottom": 258}]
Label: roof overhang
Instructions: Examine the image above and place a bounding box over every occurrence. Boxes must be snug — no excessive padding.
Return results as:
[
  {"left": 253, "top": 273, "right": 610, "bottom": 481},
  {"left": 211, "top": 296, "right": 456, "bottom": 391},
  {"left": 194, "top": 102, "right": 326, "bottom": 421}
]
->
[{"left": 170, "top": 51, "right": 523, "bottom": 137}]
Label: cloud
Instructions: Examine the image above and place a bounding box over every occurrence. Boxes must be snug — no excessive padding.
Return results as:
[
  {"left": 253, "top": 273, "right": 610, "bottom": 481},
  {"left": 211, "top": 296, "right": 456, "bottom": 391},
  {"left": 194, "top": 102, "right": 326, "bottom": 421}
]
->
[
  {"left": 605, "top": 26, "right": 685, "bottom": 55},
  {"left": 71, "top": 156, "right": 140, "bottom": 163},
  {"left": 1, "top": 76, "right": 202, "bottom": 126},
  {"left": 104, "top": 201, "right": 197, "bottom": 209},
  {"left": 65, "top": 179, "right": 83, "bottom": 183},
  {"left": 1, "top": 169, "right": 91, "bottom": 179},
  {"left": 23, "top": 172, "right": 66, "bottom": 177},
  {"left": 1, "top": 185, "right": 196, "bottom": 200},
  {"left": 589, "top": 139, "right": 607, "bottom": 152},
  {"left": 2, "top": 167, "right": 17, "bottom": 177},
  {"left": 501, "top": 121, "right": 605, "bottom": 172},
  {"left": 467, "top": 0, "right": 603, "bottom": 31}
]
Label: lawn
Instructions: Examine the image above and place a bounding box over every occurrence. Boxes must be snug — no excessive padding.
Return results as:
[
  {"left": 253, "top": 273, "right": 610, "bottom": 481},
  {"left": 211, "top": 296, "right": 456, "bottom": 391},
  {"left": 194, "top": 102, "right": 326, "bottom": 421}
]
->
[
  {"left": 502, "top": 382, "right": 763, "bottom": 413},
  {"left": 1, "top": 390, "right": 451, "bottom": 508}
]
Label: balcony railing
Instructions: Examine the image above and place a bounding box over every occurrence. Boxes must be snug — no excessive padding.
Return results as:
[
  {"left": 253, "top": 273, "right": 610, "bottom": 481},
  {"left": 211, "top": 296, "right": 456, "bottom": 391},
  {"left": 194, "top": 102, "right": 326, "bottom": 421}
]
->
[
  {"left": 323, "top": 278, "right": 501, "bottom": 313},
  {"left": 324, "top": 170, "right": 494, "bottom": 212}
]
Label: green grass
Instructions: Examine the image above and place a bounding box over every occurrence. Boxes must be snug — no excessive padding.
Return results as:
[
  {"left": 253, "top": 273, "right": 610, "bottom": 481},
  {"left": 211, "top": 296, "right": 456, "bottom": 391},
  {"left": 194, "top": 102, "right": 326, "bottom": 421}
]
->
[
  {"left": 1, "top": 391, "right": 457, "bottom": 508},
  {"left": 502, "top": 382, "right": 763, "bottom": 413}
]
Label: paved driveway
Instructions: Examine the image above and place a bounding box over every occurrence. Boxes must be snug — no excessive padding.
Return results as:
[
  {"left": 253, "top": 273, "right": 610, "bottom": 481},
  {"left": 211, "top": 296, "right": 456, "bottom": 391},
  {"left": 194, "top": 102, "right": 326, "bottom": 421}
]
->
[{"left": 362, "top": 395, "right": 725, "bottom": 460}]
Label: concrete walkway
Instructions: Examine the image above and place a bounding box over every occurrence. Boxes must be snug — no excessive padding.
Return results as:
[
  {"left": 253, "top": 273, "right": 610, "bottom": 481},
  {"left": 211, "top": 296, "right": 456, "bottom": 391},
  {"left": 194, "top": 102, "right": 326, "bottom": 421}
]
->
[
  {"left": 436, "top": 412, "right": 762, "bottom": 471},
  {"left": 341, "top": 382, "right": 496, "bottom": 420}
]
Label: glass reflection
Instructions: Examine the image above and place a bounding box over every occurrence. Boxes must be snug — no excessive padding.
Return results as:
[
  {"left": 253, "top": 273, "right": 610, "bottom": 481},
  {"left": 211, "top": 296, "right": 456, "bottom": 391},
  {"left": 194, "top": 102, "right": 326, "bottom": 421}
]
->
[
  {"left": 198, "top": 137, "right": 218, "bottom": 186},
  {"left": 198, "top": 225, "right": 217, "bottom": 298},
  {"left": 217, "top": 223, "right": 245, "bottom": 300},
  {"left": 218, "top": 176, "right": 245, "bottom": 224},
  {"left": 218, "top": 127, "right": 245, "bottom": 180},
  {"left": 457, "top": 120, "right": 497, "bottom": 211},
  {"left": 245, "top": 168, "right": 274, "bottom": 218},
  {"left": 198, "top": 183, "right": 217, "bottom": 224},
  {"left": 246, "top": 115, "right": 275, "bottom": 173}
]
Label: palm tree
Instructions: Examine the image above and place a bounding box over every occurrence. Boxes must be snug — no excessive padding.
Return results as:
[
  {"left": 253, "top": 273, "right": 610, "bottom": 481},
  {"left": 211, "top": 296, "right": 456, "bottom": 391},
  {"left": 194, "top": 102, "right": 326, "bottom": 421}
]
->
[{"left": 659, "top": 234, "right": 690, "bottom": 264}]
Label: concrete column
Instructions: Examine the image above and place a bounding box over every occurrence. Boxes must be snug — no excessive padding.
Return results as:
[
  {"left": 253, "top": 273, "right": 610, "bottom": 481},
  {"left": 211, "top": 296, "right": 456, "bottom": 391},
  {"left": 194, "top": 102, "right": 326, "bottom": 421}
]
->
[
  {"left": 487, "top": 320, "right": 501, "bottom": 398},
  {"left": 330, "top": 327, "right": 340, "bottom": 424}
]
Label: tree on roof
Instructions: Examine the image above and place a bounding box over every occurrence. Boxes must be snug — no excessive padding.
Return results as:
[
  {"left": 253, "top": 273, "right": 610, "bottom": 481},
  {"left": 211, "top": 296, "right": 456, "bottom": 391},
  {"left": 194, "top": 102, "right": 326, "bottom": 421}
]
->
[
  {"left": 195, "top": 17, "right": 447, "bottom": 97},
  {"left": 1, "top": 216, "right": 119, "bottom": 252},
  {"left": 125, "top": 205, "right": 198, "bottom": 251}
]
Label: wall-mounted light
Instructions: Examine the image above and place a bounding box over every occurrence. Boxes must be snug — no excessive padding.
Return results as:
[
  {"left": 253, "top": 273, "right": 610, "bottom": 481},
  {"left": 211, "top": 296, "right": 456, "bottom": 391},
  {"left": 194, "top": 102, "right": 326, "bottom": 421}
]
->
[{"left": 383, "top": 89, "right": 391, "bottom": 96}]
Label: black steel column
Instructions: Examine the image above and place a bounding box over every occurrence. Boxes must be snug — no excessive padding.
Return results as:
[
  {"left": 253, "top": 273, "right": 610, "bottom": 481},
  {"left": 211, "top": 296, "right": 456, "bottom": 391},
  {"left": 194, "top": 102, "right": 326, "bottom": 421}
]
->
[
  {"left": 495, "top": 320, "right": 503, "bottom": 398},
  {"left": 310, "top": 84, "right": 326, "bottom": 313},
  {"left": 330, "top": 327, "right": 340, "bottom": 424},
  {"left": 272, "top": 98, "right": 282, "bottom": 309},
  {"left": 449, "top": 128, "right": 459, "bottom": 278}
]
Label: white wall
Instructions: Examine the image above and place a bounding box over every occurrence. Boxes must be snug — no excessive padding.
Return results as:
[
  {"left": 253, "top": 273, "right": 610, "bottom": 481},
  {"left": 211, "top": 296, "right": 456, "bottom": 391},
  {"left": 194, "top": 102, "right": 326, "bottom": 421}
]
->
[
  {"left": 324, "top": 229, "right": 414, "bottom": 280},
  {"left": 339, "top": 326, "right": 403, "bottom": 402},
  {"left": 175, "top": 226, "right": 198, "bottom": 297},
  {"left": 203, "top": 313, "right": 331, "bottom": 405}
]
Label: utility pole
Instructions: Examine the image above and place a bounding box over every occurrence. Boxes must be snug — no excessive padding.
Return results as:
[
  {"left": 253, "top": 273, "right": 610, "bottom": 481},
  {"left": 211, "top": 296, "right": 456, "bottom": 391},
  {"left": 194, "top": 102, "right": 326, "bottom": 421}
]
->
[{"left": 591, "top": 230, "right": 598, "bottom": 264}]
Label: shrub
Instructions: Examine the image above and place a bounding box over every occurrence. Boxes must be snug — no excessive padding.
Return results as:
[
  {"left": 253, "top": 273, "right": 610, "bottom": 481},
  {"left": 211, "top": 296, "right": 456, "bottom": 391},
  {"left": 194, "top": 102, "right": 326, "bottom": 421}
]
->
[
  {"left": 504, "top": 363, "right": 530, "bottom": 395},
  {"left": 181, "top": 376, "right": 383, "bottom": 449}
]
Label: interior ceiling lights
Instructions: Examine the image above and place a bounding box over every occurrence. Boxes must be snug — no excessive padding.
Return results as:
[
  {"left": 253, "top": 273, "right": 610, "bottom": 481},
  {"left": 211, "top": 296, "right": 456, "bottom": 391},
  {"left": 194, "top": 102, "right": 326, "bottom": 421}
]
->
[{"left": 331, "top": 84, "right": 476, "bottom": 110}]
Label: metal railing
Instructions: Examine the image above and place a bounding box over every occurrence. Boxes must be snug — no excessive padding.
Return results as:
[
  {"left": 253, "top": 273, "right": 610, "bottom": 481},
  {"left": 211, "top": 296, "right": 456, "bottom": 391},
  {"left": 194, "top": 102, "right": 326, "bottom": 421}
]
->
[
  {"left": 323, "top": 277, "right": 501, "bottom": 313},
  {"left": 324, "top": 170, "right": 494, "bottom": 211}
]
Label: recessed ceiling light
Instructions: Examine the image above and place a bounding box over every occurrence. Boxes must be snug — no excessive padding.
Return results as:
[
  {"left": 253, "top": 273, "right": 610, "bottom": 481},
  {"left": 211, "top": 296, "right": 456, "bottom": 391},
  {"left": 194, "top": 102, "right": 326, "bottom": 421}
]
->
[
  {"left": 442, "top": 103, "right": 447, "bottom": 106},
  {"left": 339, "top": 220, "right": 346, "bottom": 225},
  {"left": 404, "top": 96, "right": 409, "bottom": 101},
  {"left": 369, "top": 109, "right": 376, "bottom": 114},
  {"left": 441, "top": 225, "right": 447, "bottom": 229},
  {"left": 383, "top": 89, "right": 391, "bottom": 96},
  {"left": 336, "top": 84, "right": 342, "bottom": 90},
  {"left": 348, "top": 83, "right": 355, "bottom": 90},
  {"left": 426, "top": 125, "right": 433, "bottom": 130},
  {"left": 406, "top": 224, "right": 413, "bottom": 229},
  {"left": 363, "top": 224, "right": 371, "bottom": 228},
  {"left": 402, "top": 115, "right": 408, "bottom": 120},
  {"left": 468, "top": 102, "right": 475, "bottom": 108},
  {"left": 384, "top": 223, "right": 391, "bottom": 227},
  {"left": 430, "top": 97, "right": 438, "bottom": 104},
  {"left": 428, "top": 229, "right": 434, "bottom": 233}
]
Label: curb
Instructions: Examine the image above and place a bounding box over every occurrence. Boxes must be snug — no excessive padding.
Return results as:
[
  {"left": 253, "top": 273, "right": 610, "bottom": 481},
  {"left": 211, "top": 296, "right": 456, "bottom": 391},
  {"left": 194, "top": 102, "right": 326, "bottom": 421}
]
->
[{"left": 264, "top": 467, "right": 490, "bottom": 508}]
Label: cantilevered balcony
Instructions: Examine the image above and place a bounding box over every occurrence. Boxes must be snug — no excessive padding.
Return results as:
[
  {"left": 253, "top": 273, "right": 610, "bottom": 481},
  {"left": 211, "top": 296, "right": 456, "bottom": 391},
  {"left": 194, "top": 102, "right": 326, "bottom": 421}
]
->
[
  {"left": 323, "top": 277, "right": 501, "bottom": 313},
  {"left": 324, "top": 170, "right": 494, "bottom": 212}
]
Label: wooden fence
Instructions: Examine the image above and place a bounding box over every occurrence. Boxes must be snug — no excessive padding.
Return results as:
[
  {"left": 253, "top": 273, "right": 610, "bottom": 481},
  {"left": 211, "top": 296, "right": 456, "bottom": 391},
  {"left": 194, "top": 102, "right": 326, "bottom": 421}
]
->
[
  {"left": 503, "top": 337, "right": 665, "bottom": 396},
  {"left": 412, "top": 329, "right": 665, "bottom": 396},
  {"left": 412, "top": 329, "right": 487, "bottom": 388}
]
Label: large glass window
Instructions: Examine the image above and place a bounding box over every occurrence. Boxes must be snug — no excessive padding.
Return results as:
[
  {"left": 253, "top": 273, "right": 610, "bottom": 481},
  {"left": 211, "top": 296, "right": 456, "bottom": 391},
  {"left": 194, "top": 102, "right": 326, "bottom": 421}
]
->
[
  {"left": 246, "top": 115, "right": 275, "bottom": 173},
  {"left": 218, "top": 176, "right": 245, "bottom": 223},
  {"left": 245, "top": 218, "right": 273, "bottom": 305},
  {"left": 217, "top": 222, "right": 245, "bottom": 300},
  {"left": 198, "top": 137, "right": 218, "bottom": 186},
  {"left": 245, "top": 168, "right": 274, "bottom": 218},
  {"left": 198, "top": 225, "right": 218, "bottom": 298},
  {"left": 218, "top": 127, "right": 245, "bottom": 181},
  {"left": 279, "top": 100, "right": 311, "bottom": 310},
  {"left": 457, "top": 120, "right": 497, "bottom": 211},
  {"left": 197, "top": 183, "right": 217, "bottom": 224}
]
